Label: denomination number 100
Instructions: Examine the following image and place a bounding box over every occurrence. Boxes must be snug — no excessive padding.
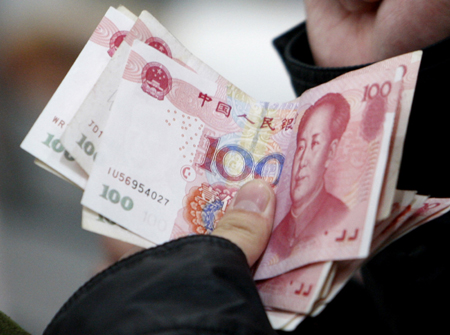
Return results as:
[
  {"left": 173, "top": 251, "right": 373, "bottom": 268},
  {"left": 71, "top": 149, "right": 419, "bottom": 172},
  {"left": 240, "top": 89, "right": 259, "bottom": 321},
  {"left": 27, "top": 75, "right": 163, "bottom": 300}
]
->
[
  {"left": 362, "top": 81, "right": 392, "bottom": 101},
  {"left": 100, "top": 184, "right": 133, "bottom": 211}
]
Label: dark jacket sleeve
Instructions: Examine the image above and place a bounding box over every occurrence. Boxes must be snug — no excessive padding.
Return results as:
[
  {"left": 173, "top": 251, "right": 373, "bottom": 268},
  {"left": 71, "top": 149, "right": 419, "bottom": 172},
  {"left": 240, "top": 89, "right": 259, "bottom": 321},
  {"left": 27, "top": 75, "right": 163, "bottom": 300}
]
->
[
  {"left": 273, "top": 22, "right": 450, "bottom": 335},
  {"left": 43, "top": 235, "right": 276, "bottom": 335}
]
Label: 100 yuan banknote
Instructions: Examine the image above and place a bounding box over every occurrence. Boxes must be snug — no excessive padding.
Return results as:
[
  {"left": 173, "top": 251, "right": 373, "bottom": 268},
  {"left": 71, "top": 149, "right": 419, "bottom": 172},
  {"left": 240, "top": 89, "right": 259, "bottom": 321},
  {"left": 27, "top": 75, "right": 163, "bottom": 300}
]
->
[
  {"left": 254, "top": 63, "right": 415, "bottom": 279},
  {"left": 81, "top": 40, "right": 224, "bottom": 243}
]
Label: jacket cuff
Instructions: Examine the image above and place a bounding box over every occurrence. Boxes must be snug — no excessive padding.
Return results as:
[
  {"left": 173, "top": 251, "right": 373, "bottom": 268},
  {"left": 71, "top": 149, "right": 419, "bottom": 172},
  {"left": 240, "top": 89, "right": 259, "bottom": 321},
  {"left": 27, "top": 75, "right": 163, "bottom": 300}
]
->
[
  {"left": 273, "top": 22, "right": 367, "bottom": 96},
  {"left": 44, "top": 235, "right": 275, "bottom": 335}
]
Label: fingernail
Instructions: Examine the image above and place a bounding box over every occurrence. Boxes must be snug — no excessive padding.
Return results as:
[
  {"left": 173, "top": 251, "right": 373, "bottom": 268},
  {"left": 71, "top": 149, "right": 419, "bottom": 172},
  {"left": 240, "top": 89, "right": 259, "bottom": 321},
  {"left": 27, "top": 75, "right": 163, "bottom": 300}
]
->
[{"left": 232, "top": 180, "right": 271, "bottom": 213}]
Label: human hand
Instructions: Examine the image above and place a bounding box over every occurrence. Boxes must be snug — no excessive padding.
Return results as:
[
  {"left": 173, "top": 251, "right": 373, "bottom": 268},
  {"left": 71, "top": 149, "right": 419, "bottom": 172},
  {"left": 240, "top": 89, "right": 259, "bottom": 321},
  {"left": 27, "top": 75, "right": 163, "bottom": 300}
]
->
[
  {"left": 304, "top": 0, "right": 450, "bottom": 67},
  {"left": 212, "top": 179, "right": 276, "bottom": 267},
  {"left": 108, "top": 180, "right": 276, "bottom": 268}
]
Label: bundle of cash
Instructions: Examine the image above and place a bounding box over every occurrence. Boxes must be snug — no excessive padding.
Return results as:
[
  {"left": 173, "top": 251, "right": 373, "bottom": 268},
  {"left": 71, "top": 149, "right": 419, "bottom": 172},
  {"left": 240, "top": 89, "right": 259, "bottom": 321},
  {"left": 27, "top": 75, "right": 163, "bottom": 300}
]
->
[{"left": 20, "top": 6, "right": 450, "bottom": 330}]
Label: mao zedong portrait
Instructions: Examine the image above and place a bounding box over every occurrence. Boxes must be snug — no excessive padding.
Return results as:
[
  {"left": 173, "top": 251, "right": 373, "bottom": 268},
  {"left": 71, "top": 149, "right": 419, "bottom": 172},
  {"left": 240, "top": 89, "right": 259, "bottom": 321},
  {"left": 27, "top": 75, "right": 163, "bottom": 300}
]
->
[{"left": 270, "top": 93, "right": 351, "bottom": 261}]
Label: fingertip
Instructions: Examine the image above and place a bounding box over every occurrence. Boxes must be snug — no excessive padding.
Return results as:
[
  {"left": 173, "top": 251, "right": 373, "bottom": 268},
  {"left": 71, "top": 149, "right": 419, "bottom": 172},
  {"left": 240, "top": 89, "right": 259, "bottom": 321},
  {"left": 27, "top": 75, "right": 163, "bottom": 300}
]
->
[
  {"left": 231, "top": 179, "right": 276, "bottom": 217},
  {"left": 212, "top": 179, "right": 276, "bottom": 267}
]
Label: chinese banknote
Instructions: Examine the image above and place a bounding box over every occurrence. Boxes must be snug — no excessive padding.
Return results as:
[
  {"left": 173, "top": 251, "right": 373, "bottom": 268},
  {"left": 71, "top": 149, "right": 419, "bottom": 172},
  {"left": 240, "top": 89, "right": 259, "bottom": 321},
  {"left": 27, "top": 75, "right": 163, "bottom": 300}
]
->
[{"left": 20, "top": 6, "right": 450, "bottom": 331}]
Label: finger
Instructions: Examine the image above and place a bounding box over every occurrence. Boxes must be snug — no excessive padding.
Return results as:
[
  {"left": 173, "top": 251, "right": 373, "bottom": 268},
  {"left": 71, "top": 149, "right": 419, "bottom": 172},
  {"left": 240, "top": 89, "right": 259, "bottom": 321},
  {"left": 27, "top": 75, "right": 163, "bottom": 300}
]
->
[
  {"left": 101, "top": 236, "right": 139, "bottom": 263},
  {"left": 338, "top": 0, "right": 381, "bottom": 12},
  {"left": 212, "top": 180, "right": 276, "bottom": 267},
  {"left": 119, "top": 246, "right": 145, "bottom": 261}
]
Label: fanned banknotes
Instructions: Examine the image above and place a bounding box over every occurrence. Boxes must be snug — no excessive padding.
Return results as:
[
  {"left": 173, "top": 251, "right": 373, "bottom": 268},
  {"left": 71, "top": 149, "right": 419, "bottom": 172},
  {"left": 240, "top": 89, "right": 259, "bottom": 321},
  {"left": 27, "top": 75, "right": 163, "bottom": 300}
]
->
[
  {"left": 20, "top": 6, "right": 450, "bottom": 330},
  {"left": 20, "top": 6, "right": 137, "bottom": 189}
]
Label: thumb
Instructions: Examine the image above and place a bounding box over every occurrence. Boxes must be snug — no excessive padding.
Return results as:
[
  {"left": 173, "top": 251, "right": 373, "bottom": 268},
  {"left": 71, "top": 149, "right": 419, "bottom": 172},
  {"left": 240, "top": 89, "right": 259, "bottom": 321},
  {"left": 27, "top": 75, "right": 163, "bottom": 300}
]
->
[{"left": 212, "top": 179, "right": 276, "bottom": 267}]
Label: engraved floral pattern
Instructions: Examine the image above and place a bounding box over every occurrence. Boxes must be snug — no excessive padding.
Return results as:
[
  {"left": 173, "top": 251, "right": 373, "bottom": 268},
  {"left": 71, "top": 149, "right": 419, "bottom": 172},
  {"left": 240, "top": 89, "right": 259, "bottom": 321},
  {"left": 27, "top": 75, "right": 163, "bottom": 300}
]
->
[{"left": 183, "top": 183, "right": 237, "bottom": 234}]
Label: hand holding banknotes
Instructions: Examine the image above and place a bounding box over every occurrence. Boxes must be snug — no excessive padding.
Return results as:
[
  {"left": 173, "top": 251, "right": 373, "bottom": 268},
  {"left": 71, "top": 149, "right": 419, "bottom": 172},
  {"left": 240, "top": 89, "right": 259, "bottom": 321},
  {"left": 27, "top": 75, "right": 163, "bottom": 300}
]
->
[
  {"left": 44, "top": 180, "right": 278, "bottom": 335},
  {"left": 114, "top": 179, "right": 277, "bottom": 267},
  {"left": 17, "top": 3, "right": 450, "bottom": 335}
]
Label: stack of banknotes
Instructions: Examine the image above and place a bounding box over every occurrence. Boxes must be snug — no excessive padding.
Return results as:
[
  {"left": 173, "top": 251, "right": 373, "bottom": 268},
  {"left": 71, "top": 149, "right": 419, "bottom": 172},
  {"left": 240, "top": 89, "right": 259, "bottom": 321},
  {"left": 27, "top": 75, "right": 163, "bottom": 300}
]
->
[{"left": 20, "top": 6, "right": 450, "bottom": 331}]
